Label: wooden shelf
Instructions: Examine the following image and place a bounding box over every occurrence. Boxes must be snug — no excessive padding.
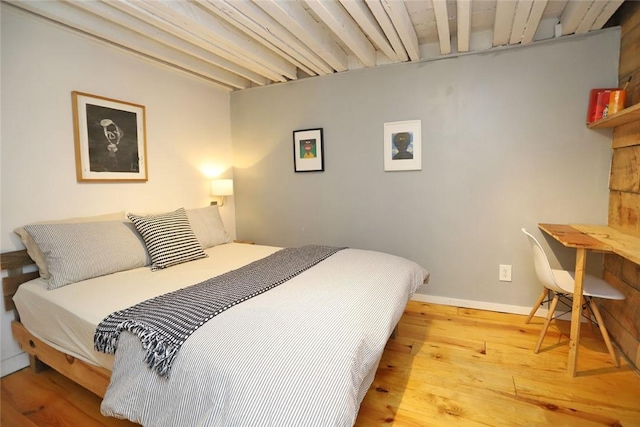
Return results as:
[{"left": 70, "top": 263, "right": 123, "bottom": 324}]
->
[{"left": 587, "top": 103, "right": 640, "bottom": 129}]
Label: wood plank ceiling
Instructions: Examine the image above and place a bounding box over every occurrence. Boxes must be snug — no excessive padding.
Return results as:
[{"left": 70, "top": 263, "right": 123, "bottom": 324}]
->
[{"left": 5, "top": 0, "right": 625, "bottom": 91}]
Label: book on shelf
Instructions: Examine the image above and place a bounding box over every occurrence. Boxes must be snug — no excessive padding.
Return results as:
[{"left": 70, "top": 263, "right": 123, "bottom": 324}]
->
[
  {"left": 586, "top": 88, "right": 615, "bottom": 123},
  {"left": 608, "top": 90, "right": 626, "bottom": 116},
  {"left": 586, "top": 88, "right": 627, "bottom": 123}
]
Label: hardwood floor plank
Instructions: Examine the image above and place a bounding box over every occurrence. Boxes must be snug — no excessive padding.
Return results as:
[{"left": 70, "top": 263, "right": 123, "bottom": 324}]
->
[
  {"left": 1, "top": 393, "right": 39, "bottom": 427},
  {"left": 2, "top": 300, "right": 639, "bottom": 426},
  {"left": 403, "top": 301, "right": 459, "bottom": 317},
  {"left": 365, "top": 376, "right": 531, "bottom": 426},
  {"left": 514, "top": 374, "right": 640, "bottom": 415},
  {"left": 399, "top": 314, "right": 552, "bottom": 348},
  {"left": 357, "top": 300, "right": 640, "bottom": 426},
  {"left": 1, "top": 368, "right": 136, "bottom": 427}
]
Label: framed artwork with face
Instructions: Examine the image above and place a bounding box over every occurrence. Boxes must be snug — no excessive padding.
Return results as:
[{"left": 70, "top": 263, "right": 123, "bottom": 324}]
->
[
  {"left": 72, "top": 91, "right": 148, "bottom": 182},
  {"left": 293, "top": 128, "right": 324, "bottom": 172},
  {"left": 383, "top": 120, "right": 421, "bottom": 171}
]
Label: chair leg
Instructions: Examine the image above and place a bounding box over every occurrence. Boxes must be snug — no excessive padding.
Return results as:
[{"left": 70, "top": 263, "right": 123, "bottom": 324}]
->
[
  {"left": 534, "top": 293, "right": 560, "bottom": 354},
  {"left": 526, "top": 288, "right": 549, "bottom": 324},
  {"left": 582, "top": 296, "right": 594, "bottom": 332},
  {"left": 588, "top": 298, "right": 619, "bottom": 367}
]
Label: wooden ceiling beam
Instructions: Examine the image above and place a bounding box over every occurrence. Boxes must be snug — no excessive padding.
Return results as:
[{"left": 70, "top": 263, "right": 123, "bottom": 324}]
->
[
  {"left": 214, "top": 0, "right": 332, "bottom": 76},
  {"left": 305, "top": 0, "right": 376, "bottom": 67},
  {"left": 7, "top": 0, "right": 245, "bottom": 90},
  {"left": 576, "top": 0, "right": 608, "bottom": 34},
  {"left": 196, "top": 0, "right": 319, "bottom": 77},
  {"left": 575, "top": 0, "right": 624, "bottom": 34},
  {"left": 134, "top": 0, "right": 294, "bottom": 81},
  {"left": 338, "top": 0, "right": 399, "bottom": 62},
  {"left": 365, "top": 0, "right": 408, "bottom": 61},
  {"left": 380, "top": 0, "right": 420, "bottom": 61},
  {"left": 457, "top": 0, "right": 471, "bottom": 53},
  {"left": 255, "top": 0, "right": 348, "bottom": 72},
  {"left": 509, "top": 0, "right": 533, "bottom": 45},
  {"left": 591, "top": 0, "right": 624, "bottom": 30},
  {"left": 68, "top": 0, "right": 268, "bottom": 86},
  {"left": 7, "top": 0, "right": 629, "bottom": 91},
  {"left": 493, "top": 0, "right": 516, "bottom": 46},
  {"left": 104, "top": 0, "right": 275, "bottom": 84},
  {"left": 521, "top": 0, "right": 548, "bottom": 44},
  {"left": 559, "top": 0, "right": 591, "bottom": 35},
  {"left": 431, "top": 0, "right": 451, "bottom": 55}
]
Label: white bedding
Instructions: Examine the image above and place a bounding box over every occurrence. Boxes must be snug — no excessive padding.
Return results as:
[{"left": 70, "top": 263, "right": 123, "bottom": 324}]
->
[
  {"left": 14, "top": 243, "right": 428, "bottom": 426},
  {"left": 13, "top": 243, "right": 282, "bottom": 369}
]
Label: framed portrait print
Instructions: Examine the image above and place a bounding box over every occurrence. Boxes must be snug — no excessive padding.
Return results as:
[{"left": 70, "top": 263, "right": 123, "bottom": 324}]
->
[
  {"left": 72, "top": 91, "right": 148, "bottom": 182},
  {"left": 383, "top": 120, "right": 422, "bottom": 171},
  {"left": 293, "top": 128, "right": 324, "bottom": 172}
]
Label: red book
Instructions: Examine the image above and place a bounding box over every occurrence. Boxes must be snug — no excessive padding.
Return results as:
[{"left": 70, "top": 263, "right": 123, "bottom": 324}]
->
[
  {"left": 586, "top": 88, "right": 618, "bottom": 123},
  {"left": 595, "top": 91, "right": 612, "bottom": 120}
]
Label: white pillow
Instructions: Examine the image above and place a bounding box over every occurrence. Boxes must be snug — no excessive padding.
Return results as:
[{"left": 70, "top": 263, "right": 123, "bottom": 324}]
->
[
  {"left": 23, "top": 221, "right": 150, "bottom": 290},
  {"left": 127, "top": 208, "right": 207, "bottom": 271},
  {"left": 186, "top": 205, "right": 231, "bottom": 249}
]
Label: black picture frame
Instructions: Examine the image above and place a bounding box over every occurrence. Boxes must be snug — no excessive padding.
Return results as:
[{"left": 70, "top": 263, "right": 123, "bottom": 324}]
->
[{"left": 293, "top": 128, "right": 324, "bottom": 172}]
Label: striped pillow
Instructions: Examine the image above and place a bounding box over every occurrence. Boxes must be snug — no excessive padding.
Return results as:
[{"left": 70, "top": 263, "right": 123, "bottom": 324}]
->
[
  {"left": 14, "top": 211, "right": 126, "bottom": 279},
  {"left": 185, "top": 205, "right": 231, "bottom": 249},
  {"left": 127, "top": 208, "right": 207, "bottom": 271},
  {"left": 23, "top": 221, "right": 150, "bottom": 290}
]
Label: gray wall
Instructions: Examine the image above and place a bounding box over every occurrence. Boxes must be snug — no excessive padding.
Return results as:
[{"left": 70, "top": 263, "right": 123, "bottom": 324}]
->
[{"left": 230, "top": 30, "right": 619, "bottom": 309}]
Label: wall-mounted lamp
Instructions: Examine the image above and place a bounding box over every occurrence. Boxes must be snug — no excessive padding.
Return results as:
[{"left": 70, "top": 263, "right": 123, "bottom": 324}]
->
[{"left": 210, "top": 179, "right": 234, "bottom": 206}]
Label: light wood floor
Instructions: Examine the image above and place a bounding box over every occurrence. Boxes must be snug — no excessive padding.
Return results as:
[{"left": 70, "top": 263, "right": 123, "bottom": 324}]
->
[{"left": 2, "top": 301, "right": 639, "bottom": 426}]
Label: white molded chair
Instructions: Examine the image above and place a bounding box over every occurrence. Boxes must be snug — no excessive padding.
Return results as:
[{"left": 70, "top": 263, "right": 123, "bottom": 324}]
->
[{"left": 521, "top": 228, "right": 625, "bottom": 365}]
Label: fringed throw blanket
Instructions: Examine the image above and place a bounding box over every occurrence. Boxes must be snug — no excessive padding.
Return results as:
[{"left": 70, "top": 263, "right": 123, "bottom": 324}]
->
[{"left": 94, "top": 245, "right": 345, "bottom": 378}]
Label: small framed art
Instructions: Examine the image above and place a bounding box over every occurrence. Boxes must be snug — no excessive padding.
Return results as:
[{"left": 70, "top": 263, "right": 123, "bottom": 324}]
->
[
  {"left": 293, "top": 128, "right": 324, "bottom": 172},
  {"left": 383, "top": 120, "right": 422, "bottom": 171},
  {"left": 72, "top": 91, "right": 148, "bottom": 182}
]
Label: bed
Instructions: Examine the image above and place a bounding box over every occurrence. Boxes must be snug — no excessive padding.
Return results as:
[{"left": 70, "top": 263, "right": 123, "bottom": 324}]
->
[{"left": 3, "top": 206, "right": 429, "bottom": 426}]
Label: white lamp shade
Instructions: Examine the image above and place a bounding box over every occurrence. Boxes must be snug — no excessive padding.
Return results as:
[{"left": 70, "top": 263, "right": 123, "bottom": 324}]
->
[{"left": 210, "top": 179, "right": 234, "bottom": 196}]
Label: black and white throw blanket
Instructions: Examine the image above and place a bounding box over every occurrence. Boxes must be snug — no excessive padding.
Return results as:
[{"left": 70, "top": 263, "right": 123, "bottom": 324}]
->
[{"left": 94, "top": 245, "right": 345, "bottom": 377}]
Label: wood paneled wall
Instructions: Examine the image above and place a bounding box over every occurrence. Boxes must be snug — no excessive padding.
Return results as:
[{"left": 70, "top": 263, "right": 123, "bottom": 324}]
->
[{"left": 602, "top": 0, "right": 640, "bottom": 370}]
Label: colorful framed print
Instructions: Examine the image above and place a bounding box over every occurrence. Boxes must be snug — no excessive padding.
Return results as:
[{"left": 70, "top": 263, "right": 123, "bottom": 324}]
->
[
  {"left": 72, "top": 91, "right": 148, "bottom": 182},
  {"left": 383, "top": 120, "right": 422, "bottom": 171},
  {"left": 293, "top": 128, "right": 324, "bottom": 172}
]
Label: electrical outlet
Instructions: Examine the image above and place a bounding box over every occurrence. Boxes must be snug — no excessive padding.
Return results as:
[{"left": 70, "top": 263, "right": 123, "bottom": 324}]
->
[{"left": 499, "top": 264, "right": 512, "bottom": 282}]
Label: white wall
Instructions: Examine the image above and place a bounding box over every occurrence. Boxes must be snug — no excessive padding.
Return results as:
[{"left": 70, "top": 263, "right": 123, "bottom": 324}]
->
[
  {"left": 0, "top": 5, "right": 235, "bottom": 375},
  {"left": 231, "top": 30, "right": 620, "bottom": 313}
]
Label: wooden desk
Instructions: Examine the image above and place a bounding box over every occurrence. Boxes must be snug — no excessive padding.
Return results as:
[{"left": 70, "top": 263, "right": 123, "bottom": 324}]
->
[
  {"left": 571, "top": 224, "right": 640, "bottom": 266},
  {"left": 538, "top": 223, "right": 640, "bottom": 376}
]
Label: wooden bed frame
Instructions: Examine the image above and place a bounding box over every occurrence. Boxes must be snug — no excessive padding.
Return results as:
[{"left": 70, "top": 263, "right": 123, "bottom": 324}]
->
[{"left": 1, "top": 249, "right": 110, "bottom": 397}]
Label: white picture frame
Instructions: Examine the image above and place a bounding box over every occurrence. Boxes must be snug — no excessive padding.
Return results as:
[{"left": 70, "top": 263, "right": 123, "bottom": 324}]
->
[{"left": 383, "top": 120, "right": 422, "bottom": 171}]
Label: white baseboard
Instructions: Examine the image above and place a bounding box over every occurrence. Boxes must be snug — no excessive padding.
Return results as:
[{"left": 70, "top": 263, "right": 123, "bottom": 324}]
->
[
  {"left": 410, "top": 293, "right": 576, "bottom": 321},
  {"left": 1, "top": 352, "right": 29, "bottom": 377}
]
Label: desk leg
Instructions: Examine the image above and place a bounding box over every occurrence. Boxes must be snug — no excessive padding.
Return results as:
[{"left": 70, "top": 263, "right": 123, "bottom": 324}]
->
[{"left": 568, "top": 248, "right": 587, "bottom": 377}]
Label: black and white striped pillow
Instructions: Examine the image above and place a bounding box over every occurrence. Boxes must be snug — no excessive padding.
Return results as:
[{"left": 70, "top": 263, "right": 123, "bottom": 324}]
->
[{"left": 127, "top": 208, "right": 207, "bottom": 271}]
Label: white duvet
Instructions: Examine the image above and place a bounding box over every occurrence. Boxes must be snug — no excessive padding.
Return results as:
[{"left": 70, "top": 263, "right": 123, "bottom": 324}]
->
[{"left": 15, "top": 243, "right": 428, "bottom": 426}]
